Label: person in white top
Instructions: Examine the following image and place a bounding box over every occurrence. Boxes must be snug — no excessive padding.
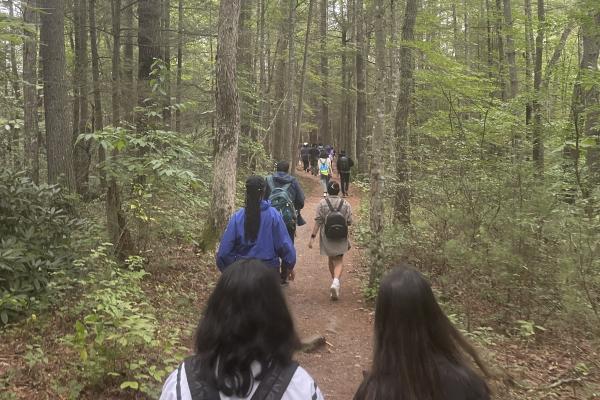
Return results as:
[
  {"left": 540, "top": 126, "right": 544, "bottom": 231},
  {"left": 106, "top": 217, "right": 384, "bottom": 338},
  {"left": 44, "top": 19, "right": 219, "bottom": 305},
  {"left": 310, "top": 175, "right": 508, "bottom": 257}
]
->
[{"left": 159, "top": 259, "right": 324, "bottom": 400}]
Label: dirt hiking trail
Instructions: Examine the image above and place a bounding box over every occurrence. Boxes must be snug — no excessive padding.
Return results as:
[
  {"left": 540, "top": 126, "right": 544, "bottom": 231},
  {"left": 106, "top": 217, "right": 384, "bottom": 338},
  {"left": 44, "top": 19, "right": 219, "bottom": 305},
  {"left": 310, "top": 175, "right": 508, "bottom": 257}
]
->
[{"left": 286, "top": 171, "right": 373, "bottom": 400}]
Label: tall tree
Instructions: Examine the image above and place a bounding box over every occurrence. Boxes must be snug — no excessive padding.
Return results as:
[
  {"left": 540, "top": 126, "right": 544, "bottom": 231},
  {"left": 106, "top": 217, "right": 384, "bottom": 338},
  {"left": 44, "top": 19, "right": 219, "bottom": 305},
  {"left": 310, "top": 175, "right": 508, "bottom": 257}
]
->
[
  {"left": 162, "top": 0, "right": 172, "bottom": 127},
  {"left": 73, "top": 0, "right": 91, "bottom": 195},
  {"left": 369, "top": 0, "right": 386, "bottom": 286},
  {"left": 39, "top": 0, "right": 75, "bottom": 189},
  {"left": 319, "top": 0, "right": 329, "bottom": 145},
  {"left": 286, "top": 0, "right": 297, "bottom": 166},
  {"left": 138, "top": 0, "right": 163, "bottom": 129},
  {"left": 89, "top": 0, "right": 104, "bottom": 186},
  {"left": 532, "top": 0, "right": 545, "bottom": 172},
  {"left": 23, "top": 0, "right": 40, "bottom": 183},
  {"left": 355, "top": 0, "right": 367, "bottom": 171},
  {"left": 211, "top": 0, "right": 242, "bottom": 233},
  {"left": 503, "top": 0, "right": 518, "bottom": 99},
  {"left": 123, "top": 1, "right": 136, "bottom": 123},
  {"left": 175, "top": 0, "right": 184, "bottom": 132},
  {"left": 393, "top": 0, "right": 418, "bottom": 224},
  {"left": 295, "top": 0, "right": 315, "bottom": 156}
]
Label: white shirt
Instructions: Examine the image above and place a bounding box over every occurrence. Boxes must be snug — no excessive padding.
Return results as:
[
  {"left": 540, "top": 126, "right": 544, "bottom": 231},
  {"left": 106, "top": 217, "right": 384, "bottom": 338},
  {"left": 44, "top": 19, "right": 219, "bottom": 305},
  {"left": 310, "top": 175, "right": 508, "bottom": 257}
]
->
[{"left": 159, "top": 361, "right": 325, "bottom": 400}]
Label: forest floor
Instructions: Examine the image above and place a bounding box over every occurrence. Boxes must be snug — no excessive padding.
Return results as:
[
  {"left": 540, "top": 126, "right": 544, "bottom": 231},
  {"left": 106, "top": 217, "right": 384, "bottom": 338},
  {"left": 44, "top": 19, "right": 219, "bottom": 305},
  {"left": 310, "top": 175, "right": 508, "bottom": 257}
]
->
[{"left": 1, "top": 169, "right": 599, "bottom": 399}]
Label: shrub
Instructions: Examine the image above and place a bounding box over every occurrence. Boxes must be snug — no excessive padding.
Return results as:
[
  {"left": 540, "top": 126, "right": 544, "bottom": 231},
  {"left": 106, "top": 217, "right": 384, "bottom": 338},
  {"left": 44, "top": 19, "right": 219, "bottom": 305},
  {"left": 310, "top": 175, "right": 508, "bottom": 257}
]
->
[{"left": 0, "top": 170, "right": 86, "bottom": 325}]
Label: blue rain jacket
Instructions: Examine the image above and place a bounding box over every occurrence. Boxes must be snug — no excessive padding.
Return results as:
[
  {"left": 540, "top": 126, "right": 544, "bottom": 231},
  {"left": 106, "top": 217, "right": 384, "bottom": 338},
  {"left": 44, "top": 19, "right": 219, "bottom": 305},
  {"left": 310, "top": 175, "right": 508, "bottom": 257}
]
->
[{"left": 216, "top": 201, "right": 296, "bottom": 271}]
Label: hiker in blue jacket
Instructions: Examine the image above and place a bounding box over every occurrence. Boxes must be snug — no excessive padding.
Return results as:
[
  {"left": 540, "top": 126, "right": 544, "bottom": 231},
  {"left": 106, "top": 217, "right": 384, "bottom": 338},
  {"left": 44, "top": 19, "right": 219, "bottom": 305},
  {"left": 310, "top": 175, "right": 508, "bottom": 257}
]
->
[{"left": 216, "top": 176, "right": 296, "bottom": 280}]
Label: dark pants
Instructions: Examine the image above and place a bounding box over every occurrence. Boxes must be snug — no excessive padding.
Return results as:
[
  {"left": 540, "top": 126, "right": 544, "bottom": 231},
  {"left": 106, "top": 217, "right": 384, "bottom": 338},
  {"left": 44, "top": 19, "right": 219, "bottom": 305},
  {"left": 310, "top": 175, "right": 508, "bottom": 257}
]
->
[
  {"left": 340, "top": 172, "right": 350, "bottom": 195},
  {"left": 302, "top": 156, "right": 310, "bottom": 172},
  {"left": 281, "top": 226, "right": 296, "bottom": 283}
]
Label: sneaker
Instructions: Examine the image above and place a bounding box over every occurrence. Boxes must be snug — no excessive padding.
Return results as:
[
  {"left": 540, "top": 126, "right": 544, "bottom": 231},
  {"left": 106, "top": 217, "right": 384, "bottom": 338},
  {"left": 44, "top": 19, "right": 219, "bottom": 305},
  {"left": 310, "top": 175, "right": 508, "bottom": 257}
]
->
[
  {"left": 330, "top": 280, "right": 340, "bottom": 300},
  {"left": 323, "top": 192, "right": 327, "bottom": 197}
]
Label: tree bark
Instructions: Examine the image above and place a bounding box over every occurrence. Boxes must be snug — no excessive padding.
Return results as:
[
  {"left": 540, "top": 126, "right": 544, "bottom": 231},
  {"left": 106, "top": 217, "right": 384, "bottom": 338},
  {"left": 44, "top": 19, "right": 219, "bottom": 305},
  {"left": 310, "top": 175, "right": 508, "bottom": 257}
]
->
[
  {"left": 393, "top": 0, "right": 418, "bottom": 224},
  {"left": 211, "top": 0, "right": 242, "bottom": 233},
  {"left": 23, "top": 0, "right": 40, "bottom": 183},
  {"left": 524, "top": 0, "right": 534, "bottom": 126},
  {"left": 175, "top": 0, "right": 183, "bottom": 132},
  {"left": 495, "top": 0, "right": 506, "bottom": 100},
  {"left": 40, "top": 0, "right": 75, "bottom": 189},
  {"left": 295, "top": 0, "right": 315, "bottom": 154},
  {"left": 286, "top": 0, "right": 297, "bottom": 168},
  {"left": 237, "top": 0, "right": 255, "bottom": 147},
  {"left": 369, "top": 0, "right": 386, "bottom": 286},
  {"left": 123, "top": 1, "right": 135, "bottom": 123},
  {"left": 112, "top": 0, "right": 122, "bottom": 126},
  {"left": 90, "top": 0, "right": 104, "bottom": 187},
  {"left": 8, "top": 0, "right": 21, "bottom": 169},
  {"left": 138, "top": 0, "right": 163, "bottom": 130},
  {"left": 162, "top": 0, "right": 172, "bottom": 128}
]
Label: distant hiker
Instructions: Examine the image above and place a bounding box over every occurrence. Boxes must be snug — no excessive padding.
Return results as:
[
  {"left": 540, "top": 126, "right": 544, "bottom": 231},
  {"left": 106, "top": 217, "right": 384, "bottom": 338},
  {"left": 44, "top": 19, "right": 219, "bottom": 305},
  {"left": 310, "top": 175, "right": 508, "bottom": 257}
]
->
[
  {"left": 159, "top": 259, "right": 324, "bottom": 400},
  {"left": 353, "top": 266, "right": 491, "bottom": 400},
  {"left": 336, "top": 150, "right": 355, "bottom": 197},
  {"left": 309, "top": 144, "right": 320, "bottom": 176},
  {"left": 264, "top": 161, "right": 306, "bottom": 284},
  {"left": 308, "top": 181, "right": 352, "bottom": 300},
  {"left": 216, "top": 176, "right": 296, "bottom": 280},
  {"left": 318, "top": 150, "right": 333, "bottom": 196},
  {"left": 300, "top": 143, "right": 310, "bottom": 172}
]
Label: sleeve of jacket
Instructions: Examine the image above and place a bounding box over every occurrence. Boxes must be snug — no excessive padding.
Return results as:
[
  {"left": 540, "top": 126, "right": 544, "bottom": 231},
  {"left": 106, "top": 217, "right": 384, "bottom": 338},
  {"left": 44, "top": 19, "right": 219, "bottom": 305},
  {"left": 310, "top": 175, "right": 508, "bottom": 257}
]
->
[
  {"left": 272, "top": 211, "right": 296, "bottom": 269},
  {"left": 216, "top": 214, "right": 237, "bottom": 271},
  {"left": 349, "top": 157, "right": 355, "bottom": 168},
  {"left": 293, "top": 178, "right": 305, "bottom": 210}
]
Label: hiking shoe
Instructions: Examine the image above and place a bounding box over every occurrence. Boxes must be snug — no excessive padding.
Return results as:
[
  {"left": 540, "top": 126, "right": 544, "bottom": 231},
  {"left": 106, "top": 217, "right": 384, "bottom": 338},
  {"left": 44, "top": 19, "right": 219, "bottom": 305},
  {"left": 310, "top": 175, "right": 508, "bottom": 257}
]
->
[{"left": 330, "top": 281, "right": 340, "bottom": 300}]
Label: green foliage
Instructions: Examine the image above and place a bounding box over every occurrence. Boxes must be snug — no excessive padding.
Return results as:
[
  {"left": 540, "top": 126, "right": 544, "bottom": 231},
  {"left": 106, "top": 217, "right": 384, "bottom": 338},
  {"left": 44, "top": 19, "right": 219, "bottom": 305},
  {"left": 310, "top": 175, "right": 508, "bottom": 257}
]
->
[
  {"left": 0, "top": 170, "right": 86, "bottom": 325},
  {"left": 64, "top": 246, "right": 182, "bottom": 397}
]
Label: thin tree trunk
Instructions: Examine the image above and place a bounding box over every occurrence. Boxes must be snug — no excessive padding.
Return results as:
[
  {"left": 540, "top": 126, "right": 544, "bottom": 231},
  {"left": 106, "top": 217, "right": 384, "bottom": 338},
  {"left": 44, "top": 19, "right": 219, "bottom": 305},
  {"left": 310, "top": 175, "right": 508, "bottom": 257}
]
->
[
  {"left": 112, "top": 0, "right": 122, "bottom": 126},
  {"left": 23, "top": 0, "right": 40, "bottom": 183},
  {"left": 287, "top": 0, "right": 297, "bottom": 169},
  {"left": 176, "top": 0, "right": 183, "bottom": 132},
  {"left": 355, "top": 0, "right": 367, "bottom": 171},
  {"left": 295, "top": 0, "right": 315, "bottom": 154},
  {"left": 123, "top": 1, "right": 135, "bottom": 123},
  {"left": 74, "top": 0, "right": 91, "bottom": 196},
  {"left": 238, "top": 0, "right": 256, "bottom": 158},
  {"left": 162, "top": 0, "right": 172, "bottom": 128},
  {"left": 503, "top": 0, "right": 518, "bottom": 99},
  {"left": 90, "top": 0, "right": 104, "bottom": 187},
  {"left": 320, "top": 0, "right": 330, "bottom": 146},
  {"left": 40, "top": 0, "right": 75, "bottom": 189},
  {"left": 211, "top": 0, "right": 242, "bottom": 233},
  {"left": 138, "top": 0, "right": 163, "bottom": 130},
  {"left": 8, "top": 0, "right": 21, "bottom": 169},
  {"left": 495, "top": 0, "right": 506, "bottom": 100},
  {"left": 524, "top": 0, "right": 534, "bottom": 126},
  {"left": 393, "top": 0, "right": 418, "bottom": 224},
  {"left": 532, "top": 0, "right": 545, "bottom": 173}
]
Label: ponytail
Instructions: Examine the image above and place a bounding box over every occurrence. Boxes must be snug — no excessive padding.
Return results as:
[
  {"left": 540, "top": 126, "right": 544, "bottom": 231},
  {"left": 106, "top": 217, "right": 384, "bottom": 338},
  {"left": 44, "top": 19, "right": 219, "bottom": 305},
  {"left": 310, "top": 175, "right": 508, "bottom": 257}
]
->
[{"left": 244, "top": 176, "right": 265, "bottom": 242}]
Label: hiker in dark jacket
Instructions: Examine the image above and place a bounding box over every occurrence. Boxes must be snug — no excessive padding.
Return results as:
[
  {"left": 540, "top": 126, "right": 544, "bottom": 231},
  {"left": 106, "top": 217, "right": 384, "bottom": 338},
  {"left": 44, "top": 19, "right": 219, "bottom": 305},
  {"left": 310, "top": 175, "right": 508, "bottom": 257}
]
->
[
  {"left": 264, "top": 161, "right": 305, "bottom": 284},
  {"left": 300, "top": 144, "right": 310, "bottom": 172},
  {"left": 216, "top": 176, "right": 296, "bottom": 275},
  {"left": 336, "top": 150, "right": 355, "bottom": 197}
]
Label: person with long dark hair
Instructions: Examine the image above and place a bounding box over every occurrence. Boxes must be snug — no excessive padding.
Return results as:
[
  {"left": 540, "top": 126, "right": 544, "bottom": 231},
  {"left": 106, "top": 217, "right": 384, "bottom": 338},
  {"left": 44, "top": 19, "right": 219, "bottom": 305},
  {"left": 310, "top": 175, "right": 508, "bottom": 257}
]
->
[
  {"left": 159, "top": 260, "right": 324, "bottom": 400},
  {"left": 354, "top": 266, "right": 491, "bottom": 400},
  {"left": 216, "top": 176, "right": 296, "bottom": 279}
]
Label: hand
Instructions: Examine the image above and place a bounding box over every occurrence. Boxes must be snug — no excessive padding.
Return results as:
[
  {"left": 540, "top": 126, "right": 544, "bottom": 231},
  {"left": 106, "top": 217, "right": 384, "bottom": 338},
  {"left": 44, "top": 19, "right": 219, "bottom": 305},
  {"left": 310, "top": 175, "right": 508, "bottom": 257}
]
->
[
  {"left": 288, "top": 269, "right": 296, "bottom": 281},
  {"left": 308, "top": 238, "right": 314, "bottom": 249}
]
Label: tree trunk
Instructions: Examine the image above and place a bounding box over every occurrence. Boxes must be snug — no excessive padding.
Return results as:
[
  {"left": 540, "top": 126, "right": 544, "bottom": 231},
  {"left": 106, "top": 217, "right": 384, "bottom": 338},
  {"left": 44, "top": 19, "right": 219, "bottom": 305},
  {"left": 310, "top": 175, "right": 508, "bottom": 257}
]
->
[
  {"left": 138, "top": 0, "right": 163, "bottom": 129},
  {"left": 162, "top": 0, "right": 172, "bottom": 128},
  {"left": 112, "top": 0, "right": 122, "bottom": 126},
  {"left": 393, "top": 0, "right": 418, "bottom": 224},
  {"left": 176, "top": 0, "right": 183, "bottom": 132},
  {"left": 8, "top": 0, "right": 21, "bottom": 169},
  {"left": 73, "top": 0, "right": 91, "bottom": 196},
  {"left": 23, "top": 0, "right": 40, "bottom": 183},
  {"left": 123, "top": 2, "right": 135, "bottom": 123},
  {"left": 211, "top": 0, "right": 242, "bottom": 233},
  {"left": 495, "top": 0, "right": 506, "bottom": 100},
  {"left": 355, "top": 0, "right": 367, "bottom": 171},
  {"left": 524, "top": 0, "right": 534, "bottom": 126},
  {"left": 90, "top": 0, "right": 104, "bottom": 187},
  {"left": 503, "top": 0, "right": 518, "bottom": 99},
  {"left": 295, "top": 0, "right": 315, "bottom": 154},
  {"left": 369, "top": 0, "right": 386, "bottom": 286},
  {"left": 237, "top": 0, "right": 255, "bottom": 148},
  {"left": 532, "top": 0, "right": 545, "bottom": 173},
  {"left": 40, "top": 0, "right": 75, "bottom": 190},
  {"left": 319, "top": 0, "right": 330, "bottom": 146},
  {"left": 286, "top": 0, "right": 297, "bottom": 168}
]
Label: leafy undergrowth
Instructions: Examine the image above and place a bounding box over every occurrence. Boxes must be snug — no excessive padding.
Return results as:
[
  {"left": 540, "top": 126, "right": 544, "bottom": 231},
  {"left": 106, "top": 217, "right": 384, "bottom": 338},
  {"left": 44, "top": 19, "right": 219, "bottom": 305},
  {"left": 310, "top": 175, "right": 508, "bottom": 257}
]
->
[{"left": 0, "top": 245, "right": 218, "bottom": 399}]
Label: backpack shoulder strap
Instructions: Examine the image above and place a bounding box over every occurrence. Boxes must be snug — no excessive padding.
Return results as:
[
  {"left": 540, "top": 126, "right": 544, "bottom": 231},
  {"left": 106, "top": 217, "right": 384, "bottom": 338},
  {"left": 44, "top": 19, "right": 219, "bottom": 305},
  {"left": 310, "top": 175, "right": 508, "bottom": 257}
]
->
[
  {"left": 336, "top": 199, "right": 345, "bottom": 212},
  {"left": 266, "top": 176, "right": 275, "bottom": 191},
  {"left": 251, "top": 362, "right": 299, "bottom": 400},
  {"left": 324, "top": 197, "right": 334, "bottom": 212},
  {"left": 183, "top": 356, "right": 220, "bottom": 400},
  {"left": 281, "top": 182, "right": 292, "bottom": 193}
]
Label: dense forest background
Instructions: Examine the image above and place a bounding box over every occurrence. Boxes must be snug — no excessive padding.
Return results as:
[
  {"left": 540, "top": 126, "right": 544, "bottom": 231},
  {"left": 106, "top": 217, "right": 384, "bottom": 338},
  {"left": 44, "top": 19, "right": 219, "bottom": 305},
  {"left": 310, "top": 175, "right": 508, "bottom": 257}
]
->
[{"left": 0, "top": 0, "right": 599, "bottom": 397}]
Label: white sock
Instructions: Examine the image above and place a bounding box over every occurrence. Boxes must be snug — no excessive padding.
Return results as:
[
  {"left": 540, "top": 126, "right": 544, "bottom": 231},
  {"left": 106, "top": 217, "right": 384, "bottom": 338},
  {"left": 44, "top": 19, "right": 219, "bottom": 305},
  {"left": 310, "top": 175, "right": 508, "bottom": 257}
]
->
[{"left": 333, "top": 278, "right": 340, "bottom": 286}]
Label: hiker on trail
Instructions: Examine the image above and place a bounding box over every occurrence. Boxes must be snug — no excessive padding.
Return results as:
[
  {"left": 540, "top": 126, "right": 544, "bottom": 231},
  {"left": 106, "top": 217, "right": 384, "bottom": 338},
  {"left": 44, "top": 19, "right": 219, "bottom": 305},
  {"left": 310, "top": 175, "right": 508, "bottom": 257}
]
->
[
  {"left": 336, "top": 150, "right": 354, "bottom": 197},
  {"left": 308, "top": 181, "right": 352, "bottom": 300},
  {"left": 300, "top": 143, "right": 310, "bottom": 172},
  {"left": 353, "top": 266, "right": 491, "bottom": 400},
  {"left": 216, "top": 176, "right": 296, "bottom": 280},
  {"left": 309, "top": 144, "right": 320, "bottom": 176},
  {"left": 264, "top": 161, "right": 306, "bottom": 284},
  {"left": 159, "top": 259, "right": 324, "bottom": 400},
  {"left": 318, "top": 150, "right": 333, "bottom": 196}
]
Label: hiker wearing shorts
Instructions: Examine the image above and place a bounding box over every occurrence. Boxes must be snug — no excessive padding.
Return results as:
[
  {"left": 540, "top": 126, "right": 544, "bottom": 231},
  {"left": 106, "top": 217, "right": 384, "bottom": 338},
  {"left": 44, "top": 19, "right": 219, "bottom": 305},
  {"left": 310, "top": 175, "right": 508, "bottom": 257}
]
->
[
  {"left": 308, "top": 181, "right": 352, "bottom": 300},
  {"left": 264, "top": 161, "right": 306, "bottom": 284}
]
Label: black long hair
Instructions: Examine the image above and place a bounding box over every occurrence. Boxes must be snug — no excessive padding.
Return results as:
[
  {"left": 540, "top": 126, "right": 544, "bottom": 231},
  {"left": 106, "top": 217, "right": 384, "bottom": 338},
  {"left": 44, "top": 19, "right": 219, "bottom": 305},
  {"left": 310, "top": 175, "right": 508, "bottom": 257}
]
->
[
  {"left": 244, "top": 176, "right": 265, "bottom": 242},
  {"left": 354, "top": 266, "right": 490, "bottom": 400},
  {"left": 193, "top": 259, "right": 301, "bottom": 397}
]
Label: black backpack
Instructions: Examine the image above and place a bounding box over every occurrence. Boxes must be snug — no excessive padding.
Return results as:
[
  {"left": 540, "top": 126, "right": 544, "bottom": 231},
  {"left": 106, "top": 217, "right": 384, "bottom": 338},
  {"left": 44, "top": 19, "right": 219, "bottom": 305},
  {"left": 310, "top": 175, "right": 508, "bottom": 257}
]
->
[
  {"left": 176, "top": 356, "right": 299, "bottom": 400},
  {"left": 324, "top": 198, "right": 348, "bottom": 239},
  {"left": 338, "top": 156, "right": 350, "bottom": 173}
]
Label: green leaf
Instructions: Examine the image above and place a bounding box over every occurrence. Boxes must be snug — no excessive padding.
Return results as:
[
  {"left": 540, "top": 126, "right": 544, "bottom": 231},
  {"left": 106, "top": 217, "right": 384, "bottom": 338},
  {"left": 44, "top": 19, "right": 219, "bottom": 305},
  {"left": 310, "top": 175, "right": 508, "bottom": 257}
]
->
[{"left": 120, "top": 381, "right": 139, "bottom": 390}]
